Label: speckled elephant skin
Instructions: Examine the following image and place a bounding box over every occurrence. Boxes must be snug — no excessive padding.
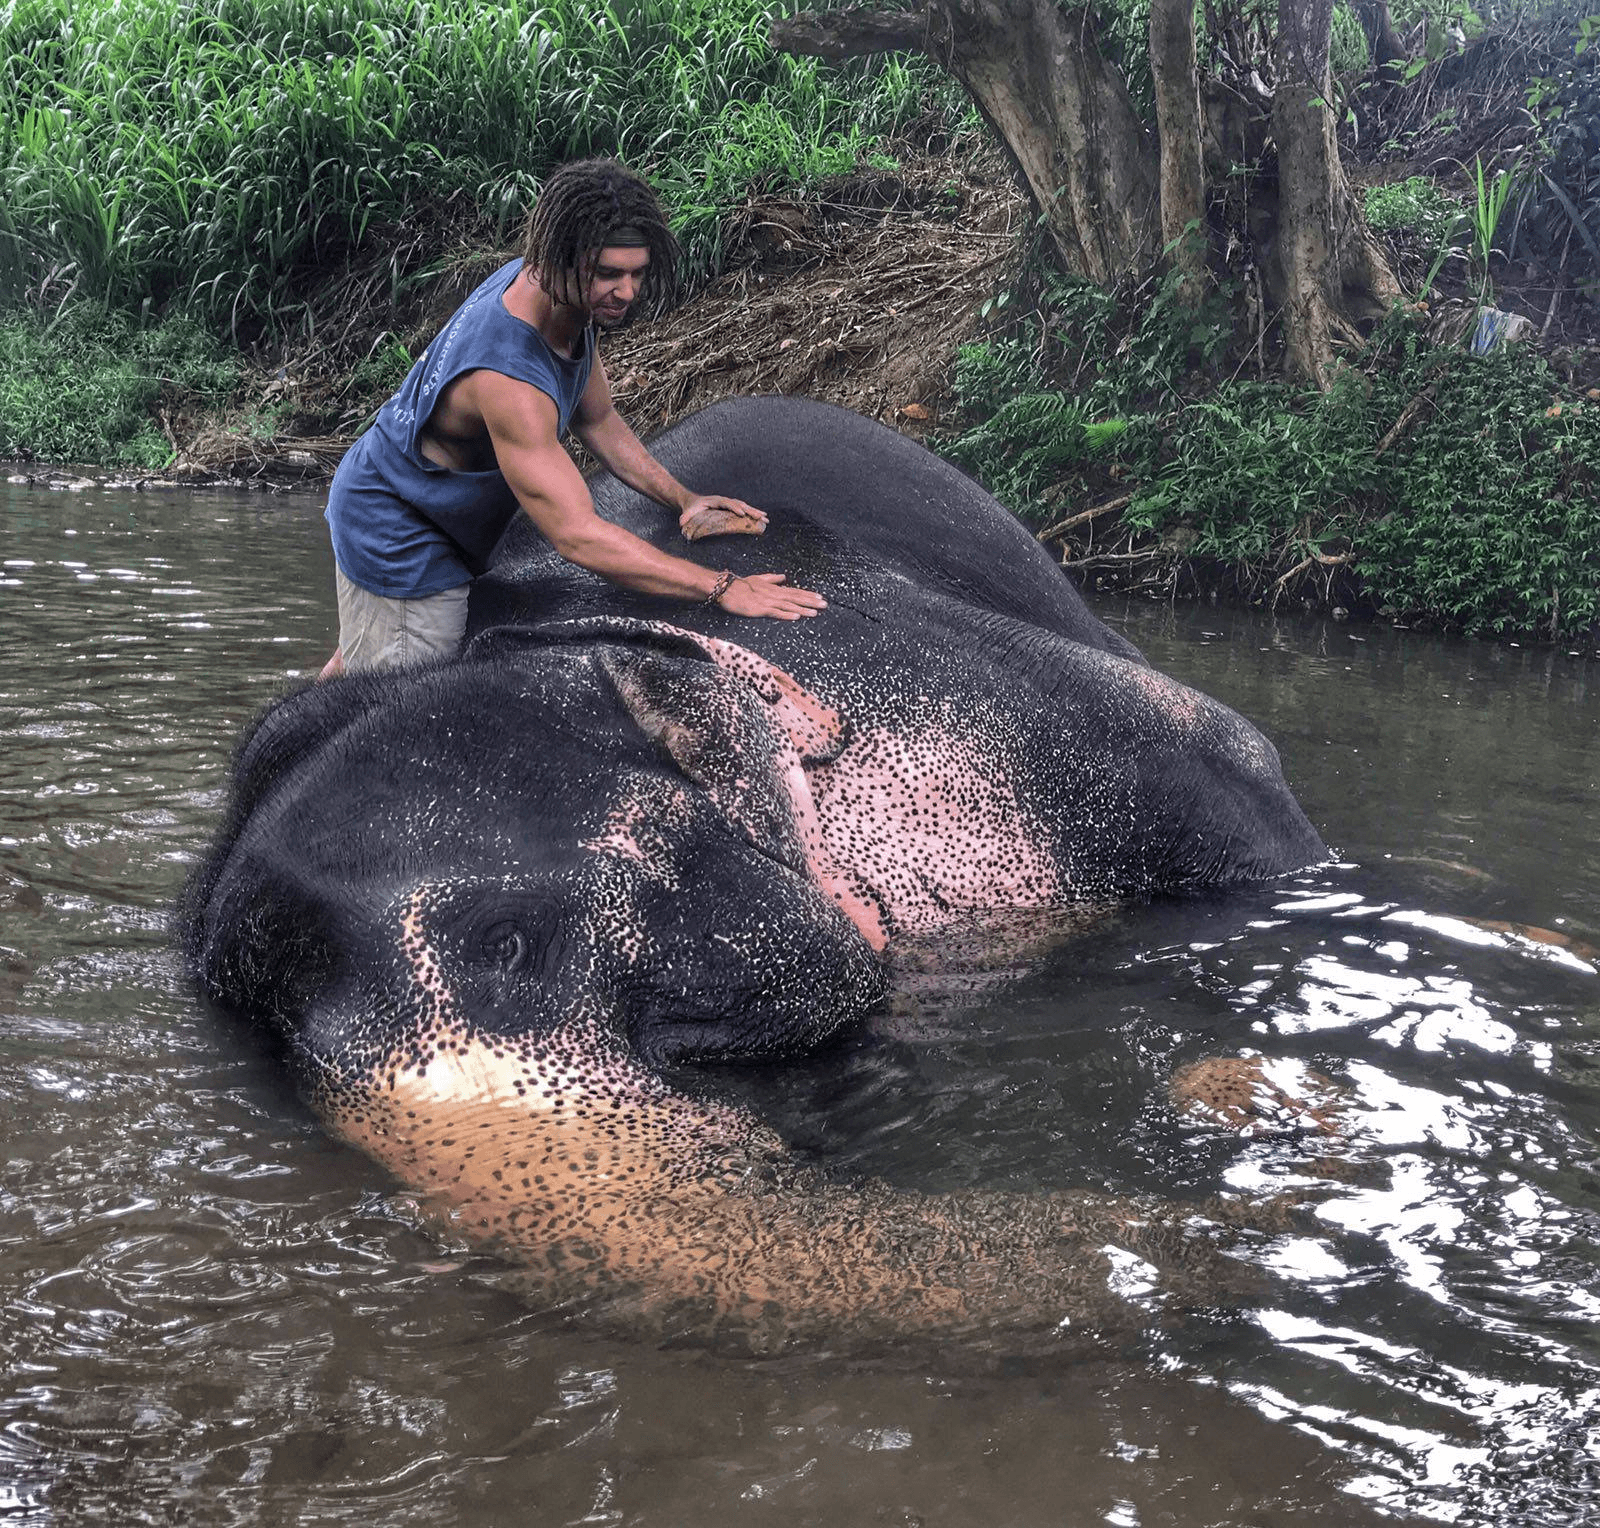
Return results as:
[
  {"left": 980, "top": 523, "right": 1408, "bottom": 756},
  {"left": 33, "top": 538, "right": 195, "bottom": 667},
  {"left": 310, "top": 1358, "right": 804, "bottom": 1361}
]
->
[{"left": 185, "top": 396, "right": 1327, "bottom": 1353}]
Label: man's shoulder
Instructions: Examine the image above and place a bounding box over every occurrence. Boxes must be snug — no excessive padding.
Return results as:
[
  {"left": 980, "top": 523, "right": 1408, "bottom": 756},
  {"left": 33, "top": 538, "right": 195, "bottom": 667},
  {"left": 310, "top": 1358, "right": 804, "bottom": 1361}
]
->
[
  {"left": 469, "top": 365, "right": 565, "bottom": 403},
  {"left": 459, "top": 367, "right": 565, "bottom": 440}
]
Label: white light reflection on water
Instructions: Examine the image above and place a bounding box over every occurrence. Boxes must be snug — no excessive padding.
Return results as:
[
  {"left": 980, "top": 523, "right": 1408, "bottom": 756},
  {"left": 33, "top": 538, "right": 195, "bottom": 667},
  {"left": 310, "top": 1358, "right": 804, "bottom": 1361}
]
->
[
  {"left": 1184, "top": 880, "right": 1600, "bottom": 1520},
  {"left": 1252, "top": 932, "right": 1553, "bottom": 1068},
  {"left": 1235, "top": 1374, "right": 1483, "bottom": 1519},
  {"left": 1386, "top": 910, "right": 1599, "bottom": 976},
  {"left": 1102, "top": 1245, "right": 1162, "bottom": 1305},
  {"left": 1273, "top": 891, "right": 1369, "bottom": 913},
  {"left": 1233, "top": 1313, "right": 1600, "bottom": 1524}
]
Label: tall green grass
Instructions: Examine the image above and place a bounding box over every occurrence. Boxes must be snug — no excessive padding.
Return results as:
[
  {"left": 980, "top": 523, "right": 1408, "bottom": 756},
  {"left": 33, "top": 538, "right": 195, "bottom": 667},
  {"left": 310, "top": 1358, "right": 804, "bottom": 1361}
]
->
[{"left": 0, "top": 0, "right": 934, "bottom": 334}]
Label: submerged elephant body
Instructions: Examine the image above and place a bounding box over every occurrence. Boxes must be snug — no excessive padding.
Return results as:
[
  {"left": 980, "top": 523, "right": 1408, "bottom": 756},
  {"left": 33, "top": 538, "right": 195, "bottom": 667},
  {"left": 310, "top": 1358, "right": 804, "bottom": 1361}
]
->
[{"left": 188, "top": 397, "right": 1325, "bottom": 1350}]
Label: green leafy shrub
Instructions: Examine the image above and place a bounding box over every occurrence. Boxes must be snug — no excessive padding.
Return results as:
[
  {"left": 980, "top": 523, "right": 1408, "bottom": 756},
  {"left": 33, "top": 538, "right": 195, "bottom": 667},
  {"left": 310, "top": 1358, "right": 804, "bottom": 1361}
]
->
[
  {"left": 1119, "top": 318, "right": 1600, "bottom": 636},
  {"left": 951, "top": 337, "right": 1040, "bottom": 418},
  {"left": 0, "top": 306, "right": 238, "bottom": 466},
  {"left": 946, "top": 283, "right": 1600, "bottom": 639},
  {"left": 1331, "top": 1, "right": 1371, "bottom": 76},
  {"left": 1357, "top": 334, "right": 1600, "bottom": 636},
  {"left": 1125, "top": 326, "right": 1600, "bottom": 637},
  {"left": 1364, "top": 176, "right": 1463, "bottom": 241},
  {"left": 946, "top": 384, "right": 1127, "bottom": 507},
  {"left": 946, "top": 266, "right": 1230, "bottom": 514},
  {"left": 1518, "top": 14, "right": 1600, "bottom": 283},
  {"left": 1122, "top": 375, "right": 1383, "bottom": 567}
]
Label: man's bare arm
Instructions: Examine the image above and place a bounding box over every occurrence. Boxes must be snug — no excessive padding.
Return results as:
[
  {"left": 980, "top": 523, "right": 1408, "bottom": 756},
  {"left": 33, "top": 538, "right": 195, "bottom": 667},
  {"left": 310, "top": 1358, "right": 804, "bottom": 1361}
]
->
[
  {"left": 471, "top": 371, "right": 824, "bottom": 620},
  {"left": 571, "top": 358, "right": 767, "bottom": 538}
]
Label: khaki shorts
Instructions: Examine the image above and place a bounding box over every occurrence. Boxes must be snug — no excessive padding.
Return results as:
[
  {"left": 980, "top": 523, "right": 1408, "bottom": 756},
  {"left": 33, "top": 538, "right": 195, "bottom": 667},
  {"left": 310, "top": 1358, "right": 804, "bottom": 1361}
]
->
[{"left": 335, "top": 567, "right": 470, "bottom": 673}]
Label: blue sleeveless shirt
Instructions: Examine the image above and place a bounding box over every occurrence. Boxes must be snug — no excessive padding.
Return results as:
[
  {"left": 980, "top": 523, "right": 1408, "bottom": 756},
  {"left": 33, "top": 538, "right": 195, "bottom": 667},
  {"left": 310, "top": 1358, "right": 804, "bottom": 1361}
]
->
[{"left": 326, "top": 258, "right": 595, "bottom": 597}]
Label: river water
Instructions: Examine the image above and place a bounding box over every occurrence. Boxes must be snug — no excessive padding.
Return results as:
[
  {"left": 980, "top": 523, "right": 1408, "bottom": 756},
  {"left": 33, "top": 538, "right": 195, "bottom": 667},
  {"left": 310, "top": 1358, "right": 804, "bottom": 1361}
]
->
[{"left": 2, "top": 481, "right": 1597, "bottom": 1525}]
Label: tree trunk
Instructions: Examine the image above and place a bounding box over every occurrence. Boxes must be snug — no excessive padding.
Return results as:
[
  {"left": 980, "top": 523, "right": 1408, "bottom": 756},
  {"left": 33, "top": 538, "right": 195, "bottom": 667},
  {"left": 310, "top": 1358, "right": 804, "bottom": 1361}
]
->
[
  {"left": 772, "top": 0, "right": 1160, "bottom": 286},
  {"left": 1270, "top": 0, "right": 1400, "bottom": 384},
  {"left": 774, "top": 0, "right": 1401, "bottom": 385},
  {"left": 1148, "top": 0, "right": 1209, "bottom": 298},
  {"left": 1353, "top": 0, "right": 1407, "bottom": 71}
]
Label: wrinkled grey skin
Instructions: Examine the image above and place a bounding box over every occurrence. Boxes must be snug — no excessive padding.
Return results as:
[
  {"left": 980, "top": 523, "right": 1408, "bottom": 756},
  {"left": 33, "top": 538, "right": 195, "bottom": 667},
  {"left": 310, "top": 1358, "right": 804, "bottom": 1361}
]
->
[
  {"left": 474, "top": 394, "right": 1327, "bottom": 920},
  {"left": 184, "top": 396, "right": 1327, "bottom": 1353}
]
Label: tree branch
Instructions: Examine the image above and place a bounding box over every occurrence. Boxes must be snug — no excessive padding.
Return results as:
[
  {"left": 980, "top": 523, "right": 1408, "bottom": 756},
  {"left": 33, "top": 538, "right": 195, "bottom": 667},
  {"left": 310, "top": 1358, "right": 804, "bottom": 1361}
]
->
[
  {"left": 1374, "top": 384, "right": 1435, "bottom": 454},
  {"left": 1060, "top": 547, "right": 1160, "bottom": 569},
  {"left": 770, "top": 5, "right": 931, "bottom": 62},
  {"left": 1270, "top": 548, "right": 1349, "bottom": 603}
]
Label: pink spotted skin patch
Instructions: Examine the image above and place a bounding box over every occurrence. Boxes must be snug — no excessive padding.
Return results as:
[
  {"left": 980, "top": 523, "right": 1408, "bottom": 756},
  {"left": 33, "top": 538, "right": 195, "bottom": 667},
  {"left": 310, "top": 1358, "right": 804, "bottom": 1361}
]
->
[{"left": 558, "top": 618, "right": 1062, "bottom": 951}]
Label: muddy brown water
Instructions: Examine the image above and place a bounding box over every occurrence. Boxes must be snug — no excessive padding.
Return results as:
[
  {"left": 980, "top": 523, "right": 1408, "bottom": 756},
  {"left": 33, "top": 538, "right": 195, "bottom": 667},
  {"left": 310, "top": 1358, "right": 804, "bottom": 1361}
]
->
[{"left": 2, "top": 480, "right": 1597, "bottom": 1526}]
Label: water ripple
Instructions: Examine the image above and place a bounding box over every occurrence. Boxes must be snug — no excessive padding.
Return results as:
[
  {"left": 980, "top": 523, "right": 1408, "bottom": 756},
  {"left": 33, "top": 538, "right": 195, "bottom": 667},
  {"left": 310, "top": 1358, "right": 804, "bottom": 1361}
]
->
[{"left": 4, "top": 486, "right": 1599, "bottom": 1523}]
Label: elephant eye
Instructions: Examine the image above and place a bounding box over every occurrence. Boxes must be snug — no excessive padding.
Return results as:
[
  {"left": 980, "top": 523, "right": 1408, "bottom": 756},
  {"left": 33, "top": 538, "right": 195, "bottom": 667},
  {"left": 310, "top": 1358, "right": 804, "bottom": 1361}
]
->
[{"left": 481, "top": 921, "right": 528, "bottom": 972}]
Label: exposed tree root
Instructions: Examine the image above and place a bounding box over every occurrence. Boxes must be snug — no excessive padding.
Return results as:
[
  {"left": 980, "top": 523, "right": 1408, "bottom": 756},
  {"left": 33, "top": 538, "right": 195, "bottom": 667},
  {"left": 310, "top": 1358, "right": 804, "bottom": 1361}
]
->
[
  {"left": 1036, "top": 493, "right": 1133, "bottom": 542},
  {"left": 1270, "top": 548, "right": 1352, "bottom": 605},
  {"left": 1374, "top": 384, "right": 1438, "bottom": 454}
]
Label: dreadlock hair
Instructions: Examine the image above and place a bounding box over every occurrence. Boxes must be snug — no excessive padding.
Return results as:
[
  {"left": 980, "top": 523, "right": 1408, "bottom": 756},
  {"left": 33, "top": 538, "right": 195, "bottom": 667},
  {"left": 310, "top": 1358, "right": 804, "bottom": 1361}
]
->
[{"left": 520, "top": 159, "right": 681, "bottom": 315}]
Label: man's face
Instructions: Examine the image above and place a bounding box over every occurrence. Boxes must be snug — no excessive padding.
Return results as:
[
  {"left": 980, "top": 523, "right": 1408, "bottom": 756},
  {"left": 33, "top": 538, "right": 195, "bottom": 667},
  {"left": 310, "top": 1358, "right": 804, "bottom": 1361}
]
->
[{"left": 581, "top": 246, "right": 650, "bottom": 329}]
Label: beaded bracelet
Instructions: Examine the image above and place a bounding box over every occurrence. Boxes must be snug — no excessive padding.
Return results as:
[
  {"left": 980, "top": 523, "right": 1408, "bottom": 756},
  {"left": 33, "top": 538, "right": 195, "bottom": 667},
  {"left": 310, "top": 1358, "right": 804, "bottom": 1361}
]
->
[{"left": 704, "top": 569, "right": 736, "bottom": 606}]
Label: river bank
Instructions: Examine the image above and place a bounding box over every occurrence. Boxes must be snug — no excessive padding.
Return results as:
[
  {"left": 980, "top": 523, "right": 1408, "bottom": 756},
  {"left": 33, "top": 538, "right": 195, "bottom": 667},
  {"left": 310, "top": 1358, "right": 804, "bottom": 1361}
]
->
[
  {"left": 9, "top": 152, "right": 1598, "bottom": 652},
  {"left": 5, "top": 0, "right": 1599, "bottom": 645}
]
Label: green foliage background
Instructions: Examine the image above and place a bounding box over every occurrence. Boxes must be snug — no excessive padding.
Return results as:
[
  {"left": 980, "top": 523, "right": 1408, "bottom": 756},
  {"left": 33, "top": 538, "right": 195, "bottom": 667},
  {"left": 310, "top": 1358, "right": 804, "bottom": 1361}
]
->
[
  {"left": 0, "top": 0, "right": 945, "bottom": 465},
  {"left": 0, "top": 0, "right": 934, "bottom": 332},
  {"left": 0, "top": 307, "right": 237, "bottom": 466},
  {"left": 951, "top": 287, "right": 1600, "bottom": 639}
]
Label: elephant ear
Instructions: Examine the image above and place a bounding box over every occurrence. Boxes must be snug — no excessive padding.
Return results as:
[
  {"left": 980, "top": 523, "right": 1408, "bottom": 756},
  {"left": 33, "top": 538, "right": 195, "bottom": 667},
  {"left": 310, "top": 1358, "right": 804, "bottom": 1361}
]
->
[
  {"left": 681, "top": 632, "right": 846, "bottom": 764},
  {"left": 594, "top": 644, "right": 815, "bottom": 875},
  {"left": 463, "top": 617, "right": 848, "bottom": 764},
  {"left": 466, "top": 618, "right": 881, "bottom": 931},
  {"left": 591, "top": 637, "right": 888, "bottom": 949}
]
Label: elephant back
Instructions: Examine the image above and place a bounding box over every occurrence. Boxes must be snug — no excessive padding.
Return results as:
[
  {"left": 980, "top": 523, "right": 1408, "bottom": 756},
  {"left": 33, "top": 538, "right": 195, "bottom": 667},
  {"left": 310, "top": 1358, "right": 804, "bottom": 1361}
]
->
[{"left": 481, "top": 396, "right": 1143, "bottom": 664}]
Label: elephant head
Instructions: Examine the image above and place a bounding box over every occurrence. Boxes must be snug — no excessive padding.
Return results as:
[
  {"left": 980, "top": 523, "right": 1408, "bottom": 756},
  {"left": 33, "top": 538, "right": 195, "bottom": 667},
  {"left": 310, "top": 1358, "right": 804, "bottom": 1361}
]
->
[{"left": 187, "top": 618, "right": 888, "bottom": 1085}]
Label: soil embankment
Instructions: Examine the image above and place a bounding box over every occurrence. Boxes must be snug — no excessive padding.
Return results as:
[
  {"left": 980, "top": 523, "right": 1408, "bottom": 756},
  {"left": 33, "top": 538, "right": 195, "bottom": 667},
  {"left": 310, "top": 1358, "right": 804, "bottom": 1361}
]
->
[{"left": 3, "top": 157, "right": 1022, "bottom": 494}]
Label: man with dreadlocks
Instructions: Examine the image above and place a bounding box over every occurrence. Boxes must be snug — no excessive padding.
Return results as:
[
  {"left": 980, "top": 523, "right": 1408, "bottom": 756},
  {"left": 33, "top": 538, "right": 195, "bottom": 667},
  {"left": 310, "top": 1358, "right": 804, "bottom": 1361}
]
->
[{"left": 320, "top": 158, "right": 825, "bottom": 674}]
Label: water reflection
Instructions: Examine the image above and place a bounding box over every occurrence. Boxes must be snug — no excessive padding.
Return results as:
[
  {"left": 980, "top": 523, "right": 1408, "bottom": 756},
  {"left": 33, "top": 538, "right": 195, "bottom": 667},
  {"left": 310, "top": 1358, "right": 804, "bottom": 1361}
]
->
[
  {"left": 1102, "top": 876, "right": 1600, "bottom": 1524},
  {"left": 2, "top": 486, "right": 1597, "bottom": 1524}
]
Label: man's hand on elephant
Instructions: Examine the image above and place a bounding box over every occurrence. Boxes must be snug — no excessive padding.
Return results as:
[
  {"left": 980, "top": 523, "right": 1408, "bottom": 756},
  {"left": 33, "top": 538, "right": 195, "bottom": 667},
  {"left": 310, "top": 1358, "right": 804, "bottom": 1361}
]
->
[
  {"left": 717, "top": 572, "right": 827, "bottom": 621},
  {"left": 680, "top": 494, "right": 767, "bottom": 542}
]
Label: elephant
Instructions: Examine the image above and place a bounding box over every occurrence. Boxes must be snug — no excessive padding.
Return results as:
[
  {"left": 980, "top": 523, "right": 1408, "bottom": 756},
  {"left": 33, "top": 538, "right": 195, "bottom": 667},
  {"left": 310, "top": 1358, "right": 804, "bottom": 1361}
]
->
[{"left": 185, "top": 396, "right": 1327, "bottom": 1353}]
